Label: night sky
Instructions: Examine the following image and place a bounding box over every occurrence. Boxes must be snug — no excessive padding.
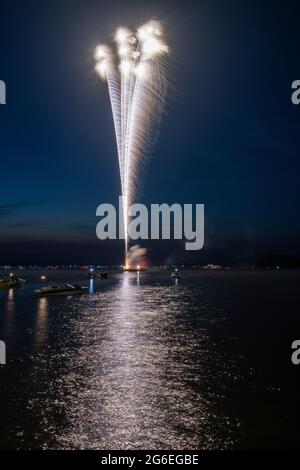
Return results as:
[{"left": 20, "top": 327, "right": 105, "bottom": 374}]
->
[{"left": 0, "top": 0, "right": 300, "bottom": 265}]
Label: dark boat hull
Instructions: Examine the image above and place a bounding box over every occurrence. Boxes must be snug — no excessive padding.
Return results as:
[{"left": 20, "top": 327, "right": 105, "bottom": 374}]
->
[
  {"left": 35, "top": 287, "right": 88, "bottom": 297},
  {"left": 88, "top": 272, "right": 108, "bottom": 279}
]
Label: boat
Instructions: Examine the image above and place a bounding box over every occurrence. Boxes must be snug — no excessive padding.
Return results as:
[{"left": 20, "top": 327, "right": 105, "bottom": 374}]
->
[
  {"left": 87, "top": 271, "right": 108, "bottom": 279},
  {"left": 0, "top": 273, "right": 26, "bottom": 289},
  {"left": 171, "top": 270, "right": 182, "bottom": 279},
  {"left": 35, "top": 283, "right": 88, "bottom": 296}
]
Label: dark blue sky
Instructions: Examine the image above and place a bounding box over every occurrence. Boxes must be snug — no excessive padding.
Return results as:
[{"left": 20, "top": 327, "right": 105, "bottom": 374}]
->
[{"left": 0, "top": 0, "right": 300, "bottom": 265}]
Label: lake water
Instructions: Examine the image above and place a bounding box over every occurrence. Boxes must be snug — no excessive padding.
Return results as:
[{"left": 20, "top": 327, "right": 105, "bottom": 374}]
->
[{"left": 0, "top": 270, "right": 299, "bottom": 449}]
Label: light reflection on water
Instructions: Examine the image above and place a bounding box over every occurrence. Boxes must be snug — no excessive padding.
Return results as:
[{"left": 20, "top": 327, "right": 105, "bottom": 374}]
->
[
  {"left": 3, "top": 289, "right": 15, "bottom": 340},
  {"left": 35, "top": 298, "right": 48, "bottom": 351},
  {"left": 0, "top": 272, "right": 241, "bottom": 449},
  {"left": 88, "top": 279, "right": 94, "bottom": 295},
  {"left": 36, "top": 274, "right": 236, "bottom": 449},
  {"left": 2, "top": 270, "right": 300, "bottom": 449}
]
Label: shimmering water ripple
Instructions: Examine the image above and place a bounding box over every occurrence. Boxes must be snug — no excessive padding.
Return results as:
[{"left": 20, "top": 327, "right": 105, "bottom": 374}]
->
[
  {"left": 34, "top": 276, "right": 237, "bottom": 449},
  {"left": 2, "top": 270, "right": 299, "bottom": 449}
]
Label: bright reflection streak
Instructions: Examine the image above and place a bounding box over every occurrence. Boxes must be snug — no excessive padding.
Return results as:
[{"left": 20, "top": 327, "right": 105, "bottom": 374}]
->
[
  {"left": 89, "top": 278, "right": 94, "bottom": 295},
  {"left": 35, "top": 297, "right": 48, "bottom": 350},
  {"left": 8, "top": 288, "right": 14, "bottom": 303},
  {"left": 3, "top": 288, "right": 15, "bottom": 339},
  {"left": 34, "top": 274, "right": 236, "bottom": 449}
]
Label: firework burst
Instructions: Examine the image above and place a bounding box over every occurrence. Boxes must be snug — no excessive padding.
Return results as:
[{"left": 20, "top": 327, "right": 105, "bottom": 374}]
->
[{"left": 95, "top": 20, "right": 168, "bottom": 265}]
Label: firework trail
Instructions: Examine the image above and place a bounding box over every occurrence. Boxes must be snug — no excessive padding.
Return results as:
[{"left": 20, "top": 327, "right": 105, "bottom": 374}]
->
[{"left": 95, "top": 20, "right": 168, "bottom": 266}]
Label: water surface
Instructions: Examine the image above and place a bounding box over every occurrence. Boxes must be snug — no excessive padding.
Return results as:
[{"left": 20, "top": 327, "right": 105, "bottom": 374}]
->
[{"left": 0, "top": 270, "right": 299, "bottom": 449}]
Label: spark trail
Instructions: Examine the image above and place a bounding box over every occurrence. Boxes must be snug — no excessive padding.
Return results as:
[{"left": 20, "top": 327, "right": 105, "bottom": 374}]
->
[{"left": 95, "top": 20, "right": 168, "bottom": 266}]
